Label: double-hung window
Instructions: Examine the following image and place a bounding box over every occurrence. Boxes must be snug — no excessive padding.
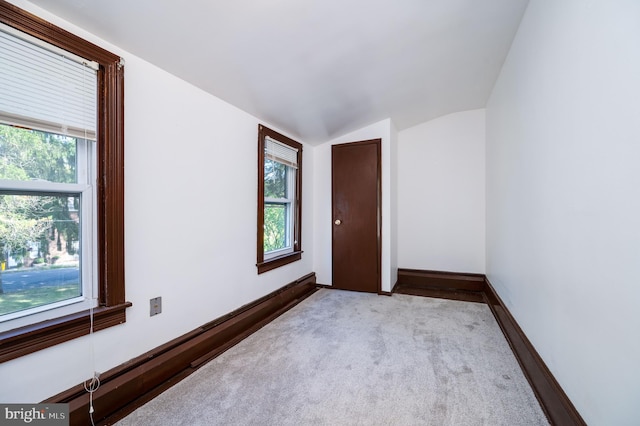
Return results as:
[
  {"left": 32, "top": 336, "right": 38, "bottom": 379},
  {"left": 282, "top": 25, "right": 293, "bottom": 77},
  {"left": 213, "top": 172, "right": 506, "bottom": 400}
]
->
[
  {"left": 257, "top": 125, "right": 302, "bottom": 273},
  {"left": 0, "top": 1, "right": 126, "bottom": 363},
  {"left": 0, "top": 24, "right": 98, "bottom": 328}
]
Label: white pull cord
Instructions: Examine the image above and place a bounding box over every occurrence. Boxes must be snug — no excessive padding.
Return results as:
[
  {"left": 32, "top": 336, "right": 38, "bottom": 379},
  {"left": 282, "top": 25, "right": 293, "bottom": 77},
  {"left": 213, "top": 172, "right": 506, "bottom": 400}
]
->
[{"left": 84, "top": 303, "right": 101, "bottom": 426}]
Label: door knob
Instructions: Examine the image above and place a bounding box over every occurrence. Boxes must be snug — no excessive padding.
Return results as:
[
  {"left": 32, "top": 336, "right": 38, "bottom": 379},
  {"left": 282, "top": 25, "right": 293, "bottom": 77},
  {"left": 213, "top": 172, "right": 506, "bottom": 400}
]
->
[{"left": 334, "top": 219, "right": 342, "bottom": 225}]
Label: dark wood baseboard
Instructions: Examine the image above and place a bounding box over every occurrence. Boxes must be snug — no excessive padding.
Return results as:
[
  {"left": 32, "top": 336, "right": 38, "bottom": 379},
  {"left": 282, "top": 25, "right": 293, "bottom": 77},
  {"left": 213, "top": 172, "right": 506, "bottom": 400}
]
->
[
  {"left": 484, "top": 279, "right": 586, "bottom": 426},
  {"left": 394, "top": 268, "right": 586, "bottom": 425},
  {"left": 46, "top": 268, "right": 585, "bottom": 426},
  {"left": 316, "top": 283, "right": 392, "bottom": 297},
  {"left": 395, "top": 268, "right": 485, "bottom": 302},
  {"left": 44, "top": 272, "right": 318, "bottom": 426},
  {"left": 397, "top": 268, "right": 486, "bottom": 292},
  {"left": 394, "top": 285, "right": 485, "bottom": 303}
]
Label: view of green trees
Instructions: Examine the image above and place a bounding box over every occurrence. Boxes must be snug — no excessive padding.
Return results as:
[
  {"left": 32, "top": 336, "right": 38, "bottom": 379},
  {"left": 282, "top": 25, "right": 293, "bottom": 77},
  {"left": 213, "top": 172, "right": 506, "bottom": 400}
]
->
[
  {"left": 0, "top": 124, "right": 80, "bottom": 296},
  {"left": 264, "top": 158, "right": 289, "bottom": 252}
]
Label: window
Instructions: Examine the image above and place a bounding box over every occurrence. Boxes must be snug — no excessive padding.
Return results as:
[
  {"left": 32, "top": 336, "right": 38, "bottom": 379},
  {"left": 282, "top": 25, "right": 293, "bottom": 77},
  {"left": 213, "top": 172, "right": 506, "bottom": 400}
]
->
[
  {"left": 0, "top": 128, "right": 92, "bottom": 324},
  {"left": 0, "top": 25, "right": 98, "bottom": 326},
  {"left": 0, "top": 1, "right": 126, "bottom": 363},
  {"left": 257, "top": 125, "right": 302, "bottom": 274}
]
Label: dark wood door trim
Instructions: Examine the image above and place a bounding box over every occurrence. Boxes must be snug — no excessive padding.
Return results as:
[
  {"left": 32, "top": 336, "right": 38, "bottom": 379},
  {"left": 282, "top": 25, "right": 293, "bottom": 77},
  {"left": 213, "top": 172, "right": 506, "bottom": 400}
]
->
[{"left": 331, "top": 139, "right": 382, "bottom": 293}]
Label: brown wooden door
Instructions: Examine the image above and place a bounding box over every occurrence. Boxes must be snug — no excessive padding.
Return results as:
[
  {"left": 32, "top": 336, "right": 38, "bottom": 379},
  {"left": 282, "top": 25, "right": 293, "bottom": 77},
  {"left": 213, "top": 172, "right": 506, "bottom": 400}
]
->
[{"left": 332, "top": 139, "right": 381, "bottom": 293}]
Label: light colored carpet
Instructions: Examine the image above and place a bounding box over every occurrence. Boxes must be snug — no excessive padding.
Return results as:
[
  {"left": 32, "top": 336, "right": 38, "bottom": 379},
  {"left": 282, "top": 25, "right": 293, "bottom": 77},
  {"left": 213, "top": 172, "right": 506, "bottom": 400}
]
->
[{"left": 116, "top": 289, "right": 549, "bottom": 425}]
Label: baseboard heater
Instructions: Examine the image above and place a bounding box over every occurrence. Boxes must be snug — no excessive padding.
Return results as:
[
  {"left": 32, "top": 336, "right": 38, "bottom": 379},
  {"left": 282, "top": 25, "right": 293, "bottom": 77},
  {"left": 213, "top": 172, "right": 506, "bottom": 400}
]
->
[{"left": 44, "top": 272, "right": 317, "bottom": 426}]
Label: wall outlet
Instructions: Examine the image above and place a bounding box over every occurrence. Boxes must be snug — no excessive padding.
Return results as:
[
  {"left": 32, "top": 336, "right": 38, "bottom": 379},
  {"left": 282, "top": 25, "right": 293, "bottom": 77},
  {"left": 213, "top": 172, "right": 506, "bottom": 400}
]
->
[{"left": 150, "top": 297, "right": 162, "bottom": 316}]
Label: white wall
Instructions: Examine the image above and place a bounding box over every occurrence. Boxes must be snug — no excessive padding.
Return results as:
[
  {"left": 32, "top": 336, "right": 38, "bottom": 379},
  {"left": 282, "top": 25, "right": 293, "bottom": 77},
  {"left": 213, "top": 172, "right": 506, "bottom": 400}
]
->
[
  {"left": 486, "top": 1, "right": 640, "bottom": 425},
  {"left": 0, "top": 0, "right": 314, "bottom": 403},
  {"left": 389, "top": 121, "right": 399, "bottom": 290},
  {"left": 313, "top": 119, "right": 397, "bottom": 292},
  {"left": 398, "top": 110, "right": 486, "bottom": 273}
]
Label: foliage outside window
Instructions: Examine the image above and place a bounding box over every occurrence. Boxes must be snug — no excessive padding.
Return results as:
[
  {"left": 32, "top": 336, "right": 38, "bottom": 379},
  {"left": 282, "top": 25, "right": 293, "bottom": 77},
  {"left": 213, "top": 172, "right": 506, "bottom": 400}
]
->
[
  {"left": 257, "top": 125, "right": 302, "bottom": 274},
  {"left": 0, "top": 1, "right": 126, "bottom": 363}
]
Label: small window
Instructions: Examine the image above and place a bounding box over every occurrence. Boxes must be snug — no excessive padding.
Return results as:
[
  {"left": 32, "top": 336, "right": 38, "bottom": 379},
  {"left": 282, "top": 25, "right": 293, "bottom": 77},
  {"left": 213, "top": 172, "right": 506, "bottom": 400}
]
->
[{"left": 257, "top": 125, "right": 302, "bottom": 274}]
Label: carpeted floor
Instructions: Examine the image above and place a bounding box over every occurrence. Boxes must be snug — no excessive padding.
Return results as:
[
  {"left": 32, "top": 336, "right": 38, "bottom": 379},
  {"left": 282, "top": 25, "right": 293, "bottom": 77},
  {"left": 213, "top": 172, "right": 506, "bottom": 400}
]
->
[{"left": 116, "top": 289, "right": 549, "bottom": 425}]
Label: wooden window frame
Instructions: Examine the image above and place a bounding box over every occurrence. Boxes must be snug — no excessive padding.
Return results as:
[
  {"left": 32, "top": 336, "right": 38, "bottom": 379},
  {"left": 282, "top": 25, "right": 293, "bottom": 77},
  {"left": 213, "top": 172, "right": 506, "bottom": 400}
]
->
[
  {"left": 257, "top": 125, "right": 302, "bottom": 274},
  {"left": 0, "top": 0, "right": 129, "bottom": 363}
]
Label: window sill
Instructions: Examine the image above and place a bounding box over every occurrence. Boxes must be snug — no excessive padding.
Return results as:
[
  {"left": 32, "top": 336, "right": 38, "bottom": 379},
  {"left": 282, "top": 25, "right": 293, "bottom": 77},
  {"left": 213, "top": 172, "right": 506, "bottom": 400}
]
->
[
  {"left": 0, "top": 302, "right": 132, "bottom": 363},
  {"left": 257, "top": 250, "right": 302, "bottom": 274}
]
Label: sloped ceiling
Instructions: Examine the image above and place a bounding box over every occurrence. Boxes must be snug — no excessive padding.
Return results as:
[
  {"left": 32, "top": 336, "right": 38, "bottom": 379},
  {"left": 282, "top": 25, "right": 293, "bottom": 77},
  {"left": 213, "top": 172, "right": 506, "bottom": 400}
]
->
[{"left": 25, "top": 0, "right": 529, "bottom": 144}]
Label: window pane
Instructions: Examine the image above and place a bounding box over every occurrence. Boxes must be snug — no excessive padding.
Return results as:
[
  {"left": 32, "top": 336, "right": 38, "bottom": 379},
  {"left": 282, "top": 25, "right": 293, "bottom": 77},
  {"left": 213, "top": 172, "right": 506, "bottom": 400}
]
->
[
  {"left": 0, "top": 123, "right": 77, "bottom": 183},
  {"left": 264, "top": 203, "right": 288, "bottom": 252},
  {"left": 0, "top": 193, "right": 81, "bottom": 317},
  {"left": 264, "top": 159, "right": 287, "bottom": 199}
]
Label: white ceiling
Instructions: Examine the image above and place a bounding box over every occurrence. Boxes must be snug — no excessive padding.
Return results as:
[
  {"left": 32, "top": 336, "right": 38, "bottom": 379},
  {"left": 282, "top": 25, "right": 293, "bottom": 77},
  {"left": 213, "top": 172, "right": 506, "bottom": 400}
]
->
[{"left": 27, "top": 0, "right": 529, "bottom": 144}]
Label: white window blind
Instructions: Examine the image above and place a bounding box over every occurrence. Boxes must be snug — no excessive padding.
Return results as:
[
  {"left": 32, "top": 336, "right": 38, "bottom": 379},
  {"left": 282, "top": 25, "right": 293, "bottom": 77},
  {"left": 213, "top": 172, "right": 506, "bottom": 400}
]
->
[
  {"left": 265, "top": 136, "right": 298, "bottom": 169},
  {"left": 0, "top": 24, "right": 98, "bottom": 140}
]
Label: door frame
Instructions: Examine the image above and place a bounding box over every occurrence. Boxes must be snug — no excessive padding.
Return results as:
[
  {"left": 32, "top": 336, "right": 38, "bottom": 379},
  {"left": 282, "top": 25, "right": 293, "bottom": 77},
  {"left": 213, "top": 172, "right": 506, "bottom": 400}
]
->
[{"left": 331, "top": 139, "right": 382, "bottom": 293}]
